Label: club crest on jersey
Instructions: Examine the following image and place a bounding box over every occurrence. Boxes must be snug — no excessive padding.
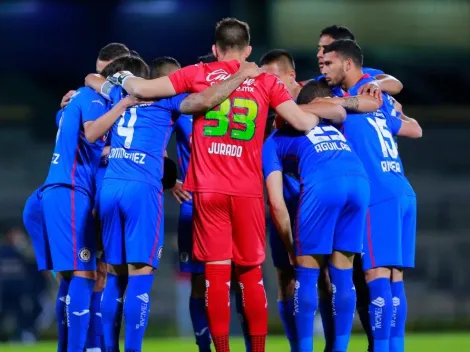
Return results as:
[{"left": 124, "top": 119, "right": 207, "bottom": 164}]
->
[
  {"left": 206, "top": 69, "right": 231, "bottom": 82},
  {"left": 78, "top": 248, "right": 91, "bottom": 262}
]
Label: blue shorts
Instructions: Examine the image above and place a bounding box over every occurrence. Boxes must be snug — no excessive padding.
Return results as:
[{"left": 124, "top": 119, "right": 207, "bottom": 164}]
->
[
  {"left": 269, "top": 199, "right": 298, "bottom": 269},
  {"left": 40, "top": 185, "right": 96, "bottom": 272},
  {"left": 295, "top": 176, "right": 370, "bottom": 256},
  {"left": 23, "top": 189, "right": 50, "bottom": 271},
  {"left": 178, "top": 201, "right": 204, "bottom": 274},
  {"left": 99, "top": 179, "right": 164, "bottom": 268},
  {"left": 362, "top": 195, "right": 417, "bottom": 271}
]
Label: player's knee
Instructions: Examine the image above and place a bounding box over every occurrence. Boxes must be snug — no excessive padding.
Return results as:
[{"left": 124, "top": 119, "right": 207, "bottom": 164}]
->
[
  {"left": 73, "top": 270, "right": 97, "bottom": 280},
  {"left": 128, "top": 263, "right": 154, "bottom": 275},
  {"left": 391, "top": 267, "right": 404, "bottom": 282},
  {"left": 329, "top": 250, "right": 355, "bottom": 269},
  {"left": 276, "top": 267, "right": 295, "bottom": 300},
  {"left": 365, "top": 267, "right": 391, "bottom": 283},
  {"left": 295, "top": 254, "right": 323, "bottom": 269},
  {"left": 318, "top": 266, "right": 332, "bottom": 299},
  {"left": 190, "top": 273, "right": 206, "bottom": 299}
]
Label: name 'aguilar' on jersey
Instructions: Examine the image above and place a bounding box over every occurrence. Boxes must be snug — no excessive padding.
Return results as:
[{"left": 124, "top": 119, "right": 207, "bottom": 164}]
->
[
  {"left": 104, "top": 86, "right": 188, "bottom": 188},
  {"left": 339, "top": 75, "right": 408, "bottom": 205},
  {"left": 263, "top": 122, "right": 367, "bottom": 187},
  {"left": 44, "top": 87, "right": 109, "bottom": 196}
]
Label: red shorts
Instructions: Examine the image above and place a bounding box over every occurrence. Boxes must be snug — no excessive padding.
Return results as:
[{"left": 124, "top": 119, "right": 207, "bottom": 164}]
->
[{"left": 192, "top": 192, "right": 266, "bottom": 266}]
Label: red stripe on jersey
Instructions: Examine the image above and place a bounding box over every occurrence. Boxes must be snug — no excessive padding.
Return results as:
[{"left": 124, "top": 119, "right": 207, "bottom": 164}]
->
[{"left": 366, "top": 210, "right": 376, "bottom": 268}]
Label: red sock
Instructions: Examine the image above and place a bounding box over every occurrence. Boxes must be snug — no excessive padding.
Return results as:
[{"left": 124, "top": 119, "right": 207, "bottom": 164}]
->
[
  {"left": 236, "top": 265, "right": 268, "bottom": 352},
  {"left": 205, "top": 264, "right": 231, "bottom": 352}
]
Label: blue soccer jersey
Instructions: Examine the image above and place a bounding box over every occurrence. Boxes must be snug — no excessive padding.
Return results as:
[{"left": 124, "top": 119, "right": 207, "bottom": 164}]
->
[
  {"left": 44, "top": 87, "right": 109, "bottom": 196},
  {"left": 173, "top": 114, "right": 193, "bottom": 187},
  {"left": 99, "top": 86, "right": 188, "bottom": 268},
  {"left": 105, "top": 86, "right": 188, "bottom": 188},
  {"left": 342, "top": 75, "right": 407, "bottom": 205},
  {"left": 264, "top": 126, "right": 369, "bottom": 255}
]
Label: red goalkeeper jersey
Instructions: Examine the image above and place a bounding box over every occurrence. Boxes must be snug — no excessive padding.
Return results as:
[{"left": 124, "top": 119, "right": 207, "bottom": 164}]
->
[{"left": 168, "top": 60, "right": 292, "bottom": 197}]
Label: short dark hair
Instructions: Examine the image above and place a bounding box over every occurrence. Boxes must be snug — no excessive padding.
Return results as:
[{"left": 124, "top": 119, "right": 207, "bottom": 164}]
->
[
  {"left": 198, "top": 53, "right": 217, "bottom": 64},
  {"left": 260, "top": 49, "right": 295, "bottom": 70},
  {"left": 320, "top": 25, "right": 355, "bottom": 41},
  {"left": 150, "top": 56, "right": 181, "bottom": 79},
  {"left": 323, "top": 39, "right": 363, "bottom": 67},
  {"left": 215, "top": 17, "right": 250, "bottom": 52},
  {"left": 98, "top": 43, "right": 130, "bottom": 61},
  {"left": 100, "top": 55, "right": 150, "bottom": 79},
  {"left": 130, "top": 50, "right": 141, "bottom": 58},
  {"left": 297, "top": 80, "right": 332, "bottom": 104}
]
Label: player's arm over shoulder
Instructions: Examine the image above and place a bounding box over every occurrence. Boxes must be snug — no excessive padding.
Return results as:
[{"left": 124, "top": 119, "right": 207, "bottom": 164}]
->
[
  {"left": 298, "top": 102, "right": 346, "bottom": 124},
  {"left": 265, "top": 74, "right": 320, "bottom": 131},
  {"left": 392, "top": 98, "right": 422, "bottom": 138}
]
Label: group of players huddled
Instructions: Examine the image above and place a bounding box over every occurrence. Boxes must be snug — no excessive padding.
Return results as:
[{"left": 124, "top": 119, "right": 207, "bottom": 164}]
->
[{"left": 22, "top": 17, "right": 421, "bottom": 352}]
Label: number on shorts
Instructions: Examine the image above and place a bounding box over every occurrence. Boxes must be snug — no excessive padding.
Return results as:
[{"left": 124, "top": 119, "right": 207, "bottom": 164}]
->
[
  {"left": 117, "top": 107, "right": 137, "bottom": 149},
  {"left": 306, "top": 125, "right": 346, "bottom": 144},
  {"left": 367, "top": 115, "right": 398, "bottom": 158},
  {"left": 203, "top": 98, "right": 258, "bottom": 141}
]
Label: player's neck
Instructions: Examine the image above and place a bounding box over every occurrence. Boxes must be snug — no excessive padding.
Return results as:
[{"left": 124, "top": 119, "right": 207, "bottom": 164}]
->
[
  {"left": 342, "top": 69, "right": 364, "bottom": 91},
  {"left": 290, "top": 83, "right": 302, "bottom": 100},
  {"left": 217, "top": 51, "right": 245, "bottom": 63}
]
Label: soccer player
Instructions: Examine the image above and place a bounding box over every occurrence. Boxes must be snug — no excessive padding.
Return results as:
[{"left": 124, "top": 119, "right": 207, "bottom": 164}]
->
[
  {"left": 111, "top": 18, "right": 328, "bottom": 352},
  {"left": 315, "top": 25, "right": 403, "bottom": 98},
  {"left": 321, "top": 39, "right": 422, "bottom": 352},
  {"left": 264, "top": 79, "right": 370, "bottom": 352},
  {"left": 84, "top": 54, "right": 266, "bottom": 352}
]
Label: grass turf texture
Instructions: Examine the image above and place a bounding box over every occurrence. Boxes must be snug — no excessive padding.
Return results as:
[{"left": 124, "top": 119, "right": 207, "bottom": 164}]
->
[{"left": 1, "top": 333, "right": 469, "bottom": 351}]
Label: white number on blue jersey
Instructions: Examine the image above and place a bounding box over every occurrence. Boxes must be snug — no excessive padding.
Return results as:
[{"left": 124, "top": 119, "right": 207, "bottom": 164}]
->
[
  {"left": 307, "top": 125, "right": 346, "bottom": 144},
  {"left": 367, "top": 114, "right": 398, "bottom": 159},
  {"left": 117, "top": 107, "right": 137, "bottom": 149},
  {"left": 51, "top": 153, "right": 60, "bottom": 164}
]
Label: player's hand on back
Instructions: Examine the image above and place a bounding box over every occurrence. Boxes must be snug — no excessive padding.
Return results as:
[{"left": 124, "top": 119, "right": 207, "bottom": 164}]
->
[
  {"left": 170, "top": 180, "right": 192, "bottom": 204},
  {"left": 358, "top": 81, "right": 383, "bottom": 101},
  {"left": 60, "top": 90, "right": 76, "bottom": 108},
  {"left": 238, "top": 61, "right": 265, "bottom": 78},
  {"left": 120, "top": 95, "right": 145, "bottom": 108}
]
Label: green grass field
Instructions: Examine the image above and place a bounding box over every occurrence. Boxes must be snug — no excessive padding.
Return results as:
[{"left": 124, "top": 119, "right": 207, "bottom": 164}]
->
[{"left": 1, "top": 334, "right": 469, "bottom": 351}]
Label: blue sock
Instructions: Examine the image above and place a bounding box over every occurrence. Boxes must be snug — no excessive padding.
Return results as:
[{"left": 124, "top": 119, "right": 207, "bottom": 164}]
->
[
  {"left": 390, "top": 281, "right": 407, "bottom": 352},
  {"left": 294, "top": 266, "right": 320, "bottom": 352},
  {"left": 85, "top": 291, "right": 103, "bottom": 350},
  {"left": 124, "top": 274, "right": 154, "bottom": 352},
  {"left": 318, "top": 298, "right": 334, "bottom": 352},
  {"left": 278, "top": 300, "right": 297, "bottom": 352},
  {"left": 235, "top": 291, "right": 251, "bottom": 352},
  {"left": 329, "top": 264, "right": 356, "bottom": 352},
  {"left": 189, "top": 297, "right": 211, "bottom": 352},
  {"left": 367, "top": 278, "right": 393, "bottom": 352},
  {"left": 56, "top": 277, "right": 70, "bottom": 352},
  {"left": 66, "top": 276, "right": 95, "bottom": 352},
  {"left": 101, "top": 273, "right": 127, "bottom": 352}
]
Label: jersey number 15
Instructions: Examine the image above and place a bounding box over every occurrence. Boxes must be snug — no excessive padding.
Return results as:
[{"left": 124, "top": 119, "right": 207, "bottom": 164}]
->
[
  {"left": 203, "top": 98, "right": 259, "bottom": 141},
  {"left": 367, "top": 116, "right": 398, "bottom": 159}
]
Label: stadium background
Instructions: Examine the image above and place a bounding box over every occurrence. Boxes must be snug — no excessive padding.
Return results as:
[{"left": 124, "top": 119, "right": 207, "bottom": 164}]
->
[{"left": 0, "top": 0, "right": 469, "bottom": 348}]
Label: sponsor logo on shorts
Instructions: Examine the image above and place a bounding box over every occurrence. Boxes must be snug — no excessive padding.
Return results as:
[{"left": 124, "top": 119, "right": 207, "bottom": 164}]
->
[
  {"left": 157, "top": 246, "right": 163, "bottom": 259},
  {"left": 78, "top": 248, "right": 91, "bottom": 262},
  {"left": 180, "top": 252, "right": 189, "bottom": 263}
]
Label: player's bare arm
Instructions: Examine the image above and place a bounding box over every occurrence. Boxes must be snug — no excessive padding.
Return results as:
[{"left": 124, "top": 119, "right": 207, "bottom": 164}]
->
[
  {"left": 60, "top": 90, "right": 76, "bottom": 108},
  {"left": 179, "top": 62, "right": 264, "bottom": 115},
  {"left": 121, "top": 74, "right": 176, "bottom": 99},
  {"left": 357, "top": 74, "right": 403, "bottom": 97},
  {"left": 266, "top": 170, "right": 295, "bottom": 261},
  {"left": 275, "top": 100, "right": 320, "bottom": 131},
  {"left": 83, "top": 96, "right": 142, "bottom": 143},
  {"left": 392, "top": 98, "right": 422, "bottom": 138},
  {"left": 85, "top": 74, "right": 106, "bottom": 94},
  {"left": 315, "top": 95, "right": 381, "bottom": 113},
  {"left": 298, "top": 102, "right": 346, "bottom": 124}
]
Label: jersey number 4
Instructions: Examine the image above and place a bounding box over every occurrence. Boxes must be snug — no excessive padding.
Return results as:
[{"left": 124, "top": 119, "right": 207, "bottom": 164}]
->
[
  {"left": 117, "top": 107, "right": 137, "bottom": 149},
  {"left": 367, "top": 116, "right": 398, "bottom": 159},
  {"left": 203, "top": 98, "right": 258, "bottom": 141}
]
